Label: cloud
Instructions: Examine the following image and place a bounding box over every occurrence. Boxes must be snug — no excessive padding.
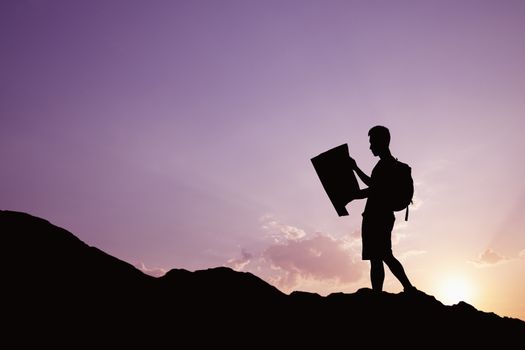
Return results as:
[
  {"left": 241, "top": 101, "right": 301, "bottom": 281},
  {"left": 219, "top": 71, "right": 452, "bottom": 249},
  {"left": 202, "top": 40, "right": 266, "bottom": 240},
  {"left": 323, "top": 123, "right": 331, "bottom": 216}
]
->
[
  {"left": 391, "top": 221, "right": 409, "bottom": 245},
  {"left": 226, "top": 249, "right": 253, "bottom": 271},
  {"left": 470, "top": 249, "right": 509, "bottom": 267},
  {"left": 229, "top": 216, "right": 365, "bottom": 293},
  {"left": 262, "top": 233, "right": 363, "bottom": 290},
  {"left": 519, "top": 249, "right": 525, "bottom": 259},
  {"left": 399, "top": 250, "right": 427, "bottom": 260},
  {"left": 135, "top": 262, "right": 167, "bottom": 277},
  {"left": 410, "top": 185, "right": 424, "bottom": 212},
  {"left": 261, "top": 216, "right": 306, "bottom": 242}
]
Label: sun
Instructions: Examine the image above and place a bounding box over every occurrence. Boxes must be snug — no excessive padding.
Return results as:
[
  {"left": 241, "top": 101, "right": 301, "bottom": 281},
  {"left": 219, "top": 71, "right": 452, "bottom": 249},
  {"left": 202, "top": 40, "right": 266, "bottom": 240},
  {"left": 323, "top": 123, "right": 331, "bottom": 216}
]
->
[{"left": 438, "top": 277, "right": 473, "bottom": 305}]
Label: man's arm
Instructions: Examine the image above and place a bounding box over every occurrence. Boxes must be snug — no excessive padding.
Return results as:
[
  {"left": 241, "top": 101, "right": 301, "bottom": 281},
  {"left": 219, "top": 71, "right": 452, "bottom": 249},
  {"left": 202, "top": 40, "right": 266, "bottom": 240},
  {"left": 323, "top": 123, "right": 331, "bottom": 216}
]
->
[
  {"left": 353, "top": 187, "right": 370, "bottom": 199},
  {"left": 349, "top": 157, "right": 372, "bottom": 187}
]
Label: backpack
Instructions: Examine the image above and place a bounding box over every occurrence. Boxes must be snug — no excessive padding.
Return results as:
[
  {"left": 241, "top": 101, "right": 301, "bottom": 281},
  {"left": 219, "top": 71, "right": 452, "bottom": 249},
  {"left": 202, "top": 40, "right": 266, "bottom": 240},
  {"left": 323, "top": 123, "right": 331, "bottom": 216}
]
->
[{"left": 389, "top": 159, "right": 414, "bottom": 221}]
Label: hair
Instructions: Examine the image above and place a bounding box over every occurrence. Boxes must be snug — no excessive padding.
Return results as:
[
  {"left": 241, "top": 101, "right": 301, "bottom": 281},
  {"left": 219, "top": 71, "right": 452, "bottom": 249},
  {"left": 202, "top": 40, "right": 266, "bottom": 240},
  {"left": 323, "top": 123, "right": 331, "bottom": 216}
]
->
[{"left": 368, "top": 125, "right": 390, "bottom": 147}]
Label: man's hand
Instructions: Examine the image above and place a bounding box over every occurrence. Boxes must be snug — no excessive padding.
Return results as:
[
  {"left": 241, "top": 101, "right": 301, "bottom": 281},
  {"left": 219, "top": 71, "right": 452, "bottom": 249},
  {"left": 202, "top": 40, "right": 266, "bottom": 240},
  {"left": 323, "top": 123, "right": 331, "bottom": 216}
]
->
[{"left": 350, "top": 157, "right": 372, "bottom": 187}]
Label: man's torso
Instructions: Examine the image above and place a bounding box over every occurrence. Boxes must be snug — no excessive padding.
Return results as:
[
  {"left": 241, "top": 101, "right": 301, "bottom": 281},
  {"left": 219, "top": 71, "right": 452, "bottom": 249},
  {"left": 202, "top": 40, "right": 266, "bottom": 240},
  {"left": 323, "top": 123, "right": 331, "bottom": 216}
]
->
[{"left": 363, "top": 158, "right": 396, "bottom": 216}]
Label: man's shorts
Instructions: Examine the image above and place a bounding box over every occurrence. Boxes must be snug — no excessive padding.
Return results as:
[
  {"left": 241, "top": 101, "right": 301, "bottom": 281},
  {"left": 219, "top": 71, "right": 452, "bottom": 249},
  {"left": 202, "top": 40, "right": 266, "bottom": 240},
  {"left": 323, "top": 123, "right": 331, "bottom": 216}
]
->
[{"left": 361, "top": 212, "right": 395, "bottom": 260}]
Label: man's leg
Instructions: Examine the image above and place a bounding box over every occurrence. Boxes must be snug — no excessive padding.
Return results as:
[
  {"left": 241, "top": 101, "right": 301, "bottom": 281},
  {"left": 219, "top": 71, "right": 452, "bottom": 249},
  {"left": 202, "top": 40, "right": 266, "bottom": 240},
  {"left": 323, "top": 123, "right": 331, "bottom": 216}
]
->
[
  {"left": 370, "top": 259, "right": 385, "bottom": 292},
  {"left": 383, "top": 254, "right": 413, "bottom": 290}
]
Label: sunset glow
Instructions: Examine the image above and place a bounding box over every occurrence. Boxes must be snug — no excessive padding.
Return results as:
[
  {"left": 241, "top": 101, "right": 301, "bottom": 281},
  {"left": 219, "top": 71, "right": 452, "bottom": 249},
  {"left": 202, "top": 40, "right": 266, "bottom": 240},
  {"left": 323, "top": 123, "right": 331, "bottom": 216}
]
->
[{"left": 437, "top": 277, "right": 474, "bottom": 306}]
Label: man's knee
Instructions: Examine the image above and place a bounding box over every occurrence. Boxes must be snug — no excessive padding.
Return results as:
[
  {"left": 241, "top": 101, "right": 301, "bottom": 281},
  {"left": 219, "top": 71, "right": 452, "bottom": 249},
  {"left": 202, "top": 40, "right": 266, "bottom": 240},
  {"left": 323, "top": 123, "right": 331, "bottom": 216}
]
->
[{"left": 383, "top": 253, "right": 397, "bottom": 265}]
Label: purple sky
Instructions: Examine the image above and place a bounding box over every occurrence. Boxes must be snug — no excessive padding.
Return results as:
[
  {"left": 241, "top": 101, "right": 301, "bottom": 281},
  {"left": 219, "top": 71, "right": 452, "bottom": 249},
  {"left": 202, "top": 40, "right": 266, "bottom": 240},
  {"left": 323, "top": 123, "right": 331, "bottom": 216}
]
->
[{"left": 2, "top": 1, "right": 525, "bottom": 319}]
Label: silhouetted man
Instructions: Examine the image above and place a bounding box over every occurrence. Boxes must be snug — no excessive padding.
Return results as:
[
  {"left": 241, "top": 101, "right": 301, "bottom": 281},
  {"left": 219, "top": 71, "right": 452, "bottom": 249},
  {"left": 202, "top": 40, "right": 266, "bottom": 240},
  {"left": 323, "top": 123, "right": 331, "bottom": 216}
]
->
[{"left": 349, "top": 126, "right": 415, "bottom": 293}]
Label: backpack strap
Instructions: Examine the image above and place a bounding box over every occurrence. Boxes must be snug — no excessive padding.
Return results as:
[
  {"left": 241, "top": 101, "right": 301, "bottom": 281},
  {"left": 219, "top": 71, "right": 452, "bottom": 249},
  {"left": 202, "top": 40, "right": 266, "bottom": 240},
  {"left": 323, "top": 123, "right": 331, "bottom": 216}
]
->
[{"left": 397, "top": 157, "right": 412, "bottom": 221}]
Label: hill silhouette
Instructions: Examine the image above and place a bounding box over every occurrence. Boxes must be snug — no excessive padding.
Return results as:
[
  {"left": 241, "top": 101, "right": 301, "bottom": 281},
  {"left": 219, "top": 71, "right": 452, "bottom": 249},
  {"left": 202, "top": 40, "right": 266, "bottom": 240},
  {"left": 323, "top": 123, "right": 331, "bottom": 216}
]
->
[{"left": 3, "top": 210, "right": 524, "bottom": 346}]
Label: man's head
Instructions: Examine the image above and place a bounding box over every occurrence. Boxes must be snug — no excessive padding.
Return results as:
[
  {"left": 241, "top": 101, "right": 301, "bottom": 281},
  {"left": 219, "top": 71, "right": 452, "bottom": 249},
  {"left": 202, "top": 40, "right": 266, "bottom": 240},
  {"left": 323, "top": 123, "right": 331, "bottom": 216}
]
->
[{"left": 368, "top": 125, "right": 390, "bottom": 157}]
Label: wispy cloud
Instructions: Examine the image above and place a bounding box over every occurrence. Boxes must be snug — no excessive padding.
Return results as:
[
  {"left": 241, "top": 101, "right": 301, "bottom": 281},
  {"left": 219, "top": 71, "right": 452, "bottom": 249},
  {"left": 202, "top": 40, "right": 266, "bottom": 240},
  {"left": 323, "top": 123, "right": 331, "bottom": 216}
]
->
[
  {"left": 399, "top": 250, "right": 427, "bottom": 260},
  {"left": 392, "top": 220, "right": 409, "bottom": 245},
  {"left": 410, "top": 182, "right": 425, "bottom": 212},
  {"left": 261, "top": 215, "right": 306, "bottom": 242},
  {"left": 135, "top": 262, "right": 167, "bottom": 277},
  {"left": 226, "top": 249, "right": 253, "bottom": 271},
  {"left": 470, "top": 249, "right": 509, "bottom": 267},
  {"left": 519, "top": 249, "right": 525, "bottom": 259}
]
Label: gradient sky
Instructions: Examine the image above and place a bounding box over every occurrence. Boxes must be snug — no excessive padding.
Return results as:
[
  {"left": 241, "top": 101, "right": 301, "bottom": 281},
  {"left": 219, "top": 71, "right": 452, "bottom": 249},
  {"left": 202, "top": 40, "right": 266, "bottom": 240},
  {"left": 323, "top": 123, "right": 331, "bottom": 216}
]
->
[{"left": 2, "top": 0, "right": 525, "bottom": 320}]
